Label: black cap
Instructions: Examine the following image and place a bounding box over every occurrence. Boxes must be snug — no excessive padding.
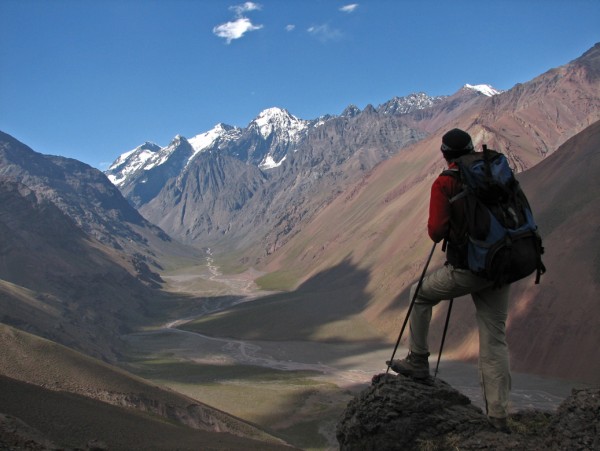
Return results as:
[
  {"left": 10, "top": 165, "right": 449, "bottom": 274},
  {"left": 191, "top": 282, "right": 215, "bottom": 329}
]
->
[{"left": 440, "top": 128, "right": 474, "bottom": 159}]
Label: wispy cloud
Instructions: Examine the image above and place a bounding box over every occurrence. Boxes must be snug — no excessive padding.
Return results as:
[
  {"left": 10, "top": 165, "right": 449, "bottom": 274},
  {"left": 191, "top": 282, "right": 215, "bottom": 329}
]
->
[
  {"left": 229, "top": 2, "right": 262, "bottom": 18},
  {"left": 213, "top": 18, "right": 263, "bottom": 44},
  {"left": 214, "top": 2, "right": 263, "bottom": 44},
  {"left": 340, "top": 4, "right": 359, "bottom": 13},
  {"left": 307, "top": 24, "right": 343, "bottom": 42},
  {"left": 285, "top": 24, "right": 296, "bottom": 32}
]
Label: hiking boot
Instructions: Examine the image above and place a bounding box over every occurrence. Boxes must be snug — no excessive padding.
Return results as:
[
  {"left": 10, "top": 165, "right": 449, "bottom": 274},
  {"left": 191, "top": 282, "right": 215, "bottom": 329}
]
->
[
  {"left": 386, "top": 352, "right": 430, "bottom": 379},
  {"left": 488, "top": 416, "right": 511, "bottom": 434}
]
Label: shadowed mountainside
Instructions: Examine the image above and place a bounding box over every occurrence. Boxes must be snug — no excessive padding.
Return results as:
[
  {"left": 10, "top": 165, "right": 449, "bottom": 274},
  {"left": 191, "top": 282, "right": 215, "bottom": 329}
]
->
[
  {"left": 0, "top": 131, "right": 171, "bottom": 259},
  {"left": 0, "top": 180, "right": 154, "bottom": 361},
  {"left": 0, "top": 323, "right": 296, "bottom": 450},
  {"left": 507, "top": 119, "right": 600, "bottom": 382},
  {"left": 0, "top": 134, "right": 298, "bottom": 449},
  {"left": 0, "top": 131, "right": 207, "bottom": 361}
]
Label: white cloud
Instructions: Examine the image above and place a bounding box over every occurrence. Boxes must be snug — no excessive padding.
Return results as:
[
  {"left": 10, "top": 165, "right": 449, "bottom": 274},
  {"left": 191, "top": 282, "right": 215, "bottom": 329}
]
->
[
  {"left": 213, "top": 18, "right": 263, "bottom": 44},
  {"left": 307, "top": 24, "right": 343, "bottom": 42},
  {"left": 285, "top": 24, "right": 295, "bottom": 32},
  {"left": 340, "top": 4, "right": 358, "bottom": 13},
  {"left": 230, "top": 2, "right": 262, "bottom": 17}
]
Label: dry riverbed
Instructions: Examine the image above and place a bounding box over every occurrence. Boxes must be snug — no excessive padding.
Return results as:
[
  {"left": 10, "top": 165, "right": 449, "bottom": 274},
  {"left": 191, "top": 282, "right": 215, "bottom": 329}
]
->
[{"left": 121, "top": 251, "right": 577, "bottom": 450}]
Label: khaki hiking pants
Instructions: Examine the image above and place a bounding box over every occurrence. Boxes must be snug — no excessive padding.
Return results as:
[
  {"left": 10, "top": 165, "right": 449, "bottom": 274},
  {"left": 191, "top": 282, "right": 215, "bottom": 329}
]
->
[{"left": 408, "top": 264, "right": 511, "bottom": 418}]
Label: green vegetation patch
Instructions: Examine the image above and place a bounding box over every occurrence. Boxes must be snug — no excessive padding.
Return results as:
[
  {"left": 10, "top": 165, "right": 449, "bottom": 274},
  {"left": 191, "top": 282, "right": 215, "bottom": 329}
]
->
[
  {"left": 255, "top": 270, "right": 301, "bottom": 291},
  {"left": 276, "top": 419, "right": 332, "bottom": 451},
  {"left": 130, "top": 358, "right": 320, "bottom": 385},
  {"left": 181, "top": 292, "right": 384, "bottom": 343},
  {"left": 122, "top": 353, "right": 351, "bottom": 450}
]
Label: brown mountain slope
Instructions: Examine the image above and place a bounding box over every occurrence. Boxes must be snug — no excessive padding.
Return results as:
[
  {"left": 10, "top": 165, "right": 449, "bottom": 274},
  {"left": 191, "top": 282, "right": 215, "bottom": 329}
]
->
[
  {"left": 258, "top": 119, "right": 600, "bottom": 384},
  {"left": 0, "top": 133, "right": 204, "bottom": 362},
  {"left": 252, "top": 45, "right": 600, "bottom": 383},
  {"left": 476, "top": 43, "right": 600, "bottom": 159},
  {"left": 223, "top": 42, "right": 600, "bottom": 268},
  {"left": 0, "top": 323, "right": 294, "bottom": 450},
  {"left": 507, "top": 119, "right": 600, "bottom": 382}
]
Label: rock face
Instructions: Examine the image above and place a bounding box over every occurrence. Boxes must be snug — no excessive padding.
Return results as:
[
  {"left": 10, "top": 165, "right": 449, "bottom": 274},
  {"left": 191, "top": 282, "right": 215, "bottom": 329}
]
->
[
  {"left": 0, "top": 131, "right": 170, "bottom": 256},
  {"left": 337, "top": 373, "right": 599, "bottom": 450}
]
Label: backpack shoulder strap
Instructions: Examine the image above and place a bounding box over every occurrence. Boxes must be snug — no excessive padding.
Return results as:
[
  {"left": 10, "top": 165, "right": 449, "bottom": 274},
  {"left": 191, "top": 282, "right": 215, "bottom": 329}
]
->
[
  {"left": 440, "top": 168, "right": 459, "bottom": 178},
  {"left": 442, "top": 168, "right": 469, "bottom": 204},
  {"left": 439, "top": 168, "right": 467, "bottom": 203}
]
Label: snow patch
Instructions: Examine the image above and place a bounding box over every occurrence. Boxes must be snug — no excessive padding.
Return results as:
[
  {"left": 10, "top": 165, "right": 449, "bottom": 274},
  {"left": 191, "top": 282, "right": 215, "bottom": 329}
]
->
[
  {"left": 464, "top": 84, "right": 502, "bottom": 97},
  {"left": 260, "top": 154, "right": 287, "bottom": 170},
  {"left": 189, "top": 124, "right": 226, "bottom": 154}
]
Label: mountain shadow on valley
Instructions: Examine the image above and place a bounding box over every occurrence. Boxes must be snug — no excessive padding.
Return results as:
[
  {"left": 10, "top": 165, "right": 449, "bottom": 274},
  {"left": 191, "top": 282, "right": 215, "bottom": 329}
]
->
[{"left": 180, "top": 257, "right": 385, "bottom": 347}]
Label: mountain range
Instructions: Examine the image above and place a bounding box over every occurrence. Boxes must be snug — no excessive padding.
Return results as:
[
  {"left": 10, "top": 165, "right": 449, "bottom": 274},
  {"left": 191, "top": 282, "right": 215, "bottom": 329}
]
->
[
  {"left": 105, "top": 86, "right": 501, "bottom": 255},
  {"left": 1, "top": 42, "right": 599, "bottom": 449}
]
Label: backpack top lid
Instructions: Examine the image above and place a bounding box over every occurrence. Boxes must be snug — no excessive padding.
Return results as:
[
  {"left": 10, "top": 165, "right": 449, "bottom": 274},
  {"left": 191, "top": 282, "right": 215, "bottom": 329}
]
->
[
  {"left": 440, "top": 128, "right": 474, "bottom": 161},
  {"left": 453, "top": 147, "right": 517, "bottom": 204}
]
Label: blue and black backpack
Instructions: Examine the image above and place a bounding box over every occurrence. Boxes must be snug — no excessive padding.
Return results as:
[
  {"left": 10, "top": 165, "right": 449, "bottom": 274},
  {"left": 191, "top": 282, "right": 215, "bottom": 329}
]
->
[{"left": 444, "top": 145, "right": 546, "bottom": 286}]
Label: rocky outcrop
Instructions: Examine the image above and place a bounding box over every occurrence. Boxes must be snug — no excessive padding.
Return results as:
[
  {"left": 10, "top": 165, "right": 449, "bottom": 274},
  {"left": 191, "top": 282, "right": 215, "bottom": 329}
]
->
[{"left": 337, "top": 373, "right": 599, "bottom": 450}]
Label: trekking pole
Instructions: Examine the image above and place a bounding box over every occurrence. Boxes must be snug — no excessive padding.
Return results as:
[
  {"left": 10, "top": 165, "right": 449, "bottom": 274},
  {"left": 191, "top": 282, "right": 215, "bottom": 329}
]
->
[
  {"left": 434, "top": 298, "right": 454, "bottom": 378},
  {"left": 386, "top": 242, "right": 437, "bottom": 373}
]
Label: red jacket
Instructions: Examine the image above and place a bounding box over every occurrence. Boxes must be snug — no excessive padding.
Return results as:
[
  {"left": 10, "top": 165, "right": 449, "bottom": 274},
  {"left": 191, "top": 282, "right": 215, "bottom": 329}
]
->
[{"left": 428, "top": 163, "right": 468, "bottom": 267}]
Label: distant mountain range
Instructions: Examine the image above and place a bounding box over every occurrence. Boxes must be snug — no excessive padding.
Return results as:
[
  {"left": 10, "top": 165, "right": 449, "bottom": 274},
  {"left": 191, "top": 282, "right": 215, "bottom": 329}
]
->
[
  {"left": 105, "top": 86, "right": 503, "bottom": 254},
  {"left": 106, "top": 90, "right": 462, "bottom": 189}
]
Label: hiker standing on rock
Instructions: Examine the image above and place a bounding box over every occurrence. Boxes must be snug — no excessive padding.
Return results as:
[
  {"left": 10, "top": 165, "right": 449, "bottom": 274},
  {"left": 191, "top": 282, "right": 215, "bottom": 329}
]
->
[{"left": 388, "top": 128, "right": 513, "bottom": 433}]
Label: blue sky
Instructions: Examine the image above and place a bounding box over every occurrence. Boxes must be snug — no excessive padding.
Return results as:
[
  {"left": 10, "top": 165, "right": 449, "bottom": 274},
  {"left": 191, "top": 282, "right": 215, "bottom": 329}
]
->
[{"left": 1, "top": 1, "right": 599, "bottom": 170}]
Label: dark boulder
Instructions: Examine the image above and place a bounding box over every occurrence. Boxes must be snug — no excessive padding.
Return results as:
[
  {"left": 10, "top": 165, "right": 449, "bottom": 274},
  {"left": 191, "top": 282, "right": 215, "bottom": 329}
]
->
[{"left": 337, "top": 373, "right": 599, "bottom": 450}]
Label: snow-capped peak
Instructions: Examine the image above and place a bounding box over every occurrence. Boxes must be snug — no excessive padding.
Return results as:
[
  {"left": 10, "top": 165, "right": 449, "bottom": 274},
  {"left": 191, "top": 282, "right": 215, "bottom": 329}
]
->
[
  {"left": 188, "top": 123, "right": 236, "bottom": 154},
  {"left": 108, "top": 142, "right": 160, "bottom": 171},
  {"left": 106, "top": 142, "right": 161, "bottom": 185},
  {"left": 464, "top": 84, "right": 502, "bottom": 97},
  {"left": 254, "top": 107, "right": 290, "bottom": 124},
  {"left": 250, "top": 107, "right": 308, "bottom": 139},
  {"left": 377, "top": 92, "right": 448, "bottom": 116}
]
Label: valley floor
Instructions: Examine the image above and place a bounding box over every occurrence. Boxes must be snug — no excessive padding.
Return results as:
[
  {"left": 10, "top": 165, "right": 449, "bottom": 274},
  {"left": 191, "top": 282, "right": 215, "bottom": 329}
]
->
[{"left": 119, "top": 251, "right": 581, "bottom": 450}]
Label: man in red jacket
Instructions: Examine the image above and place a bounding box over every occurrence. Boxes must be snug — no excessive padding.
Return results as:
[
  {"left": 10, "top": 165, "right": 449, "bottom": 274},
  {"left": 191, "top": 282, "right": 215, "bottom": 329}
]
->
[{"left": 388, "top": 128, "right": 512, "bottom": 433}]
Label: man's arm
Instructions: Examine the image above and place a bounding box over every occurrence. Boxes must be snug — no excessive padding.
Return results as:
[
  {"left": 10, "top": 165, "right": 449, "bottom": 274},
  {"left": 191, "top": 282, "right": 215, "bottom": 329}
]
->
[{"left": 427, "top": 176, "right": 452, "bottom": 243}]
